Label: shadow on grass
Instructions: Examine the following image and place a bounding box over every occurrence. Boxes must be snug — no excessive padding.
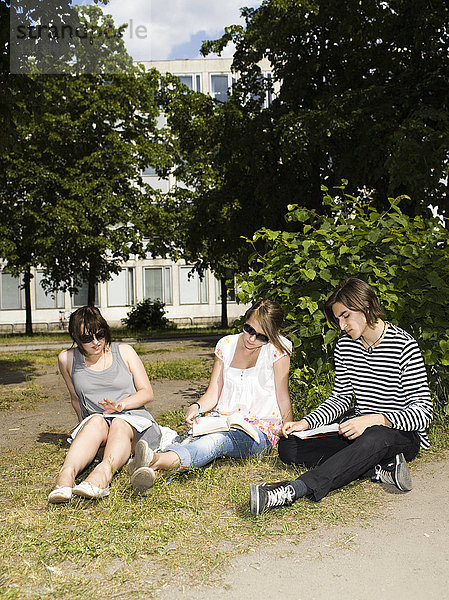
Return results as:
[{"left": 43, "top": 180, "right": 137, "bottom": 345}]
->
[
  {"left": 0, "top": 358, "right": 36, "bottom": 385},
  {"left": 37, "top": 432, "right": 70, "bottom": 448}
]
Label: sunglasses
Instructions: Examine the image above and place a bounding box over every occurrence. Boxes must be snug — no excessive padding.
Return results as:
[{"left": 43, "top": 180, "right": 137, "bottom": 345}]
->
[
  {"left": 242, "top": 323, "right": 269, "bottom": 344},
  {"left": 79, "top": 329, "right": 106, "bottom": 344}
]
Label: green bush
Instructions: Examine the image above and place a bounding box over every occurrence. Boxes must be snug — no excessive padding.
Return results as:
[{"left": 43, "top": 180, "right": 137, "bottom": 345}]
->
[
  {"left": 237, "top": 184, "right": 449, "bottom": 420},
  {"left": 123, "top": 299, "right": 169, "bottom": 332}
]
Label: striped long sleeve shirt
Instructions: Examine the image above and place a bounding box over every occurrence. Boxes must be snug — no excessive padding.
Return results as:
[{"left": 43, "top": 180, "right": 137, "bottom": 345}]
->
[{"left": 304, "top": 323, "right": 433, "bottom": 449}]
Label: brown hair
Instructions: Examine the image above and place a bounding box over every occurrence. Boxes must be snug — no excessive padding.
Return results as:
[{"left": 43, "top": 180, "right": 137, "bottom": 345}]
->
[
  {"left": 245, "top": 299, "right": 291, "bottom": 355},
  {"left": 324, "top": 277, "right": 383, "bottom": 329},
  {"left": 68, "top": 306, "right": 112, "bottom": 356}
]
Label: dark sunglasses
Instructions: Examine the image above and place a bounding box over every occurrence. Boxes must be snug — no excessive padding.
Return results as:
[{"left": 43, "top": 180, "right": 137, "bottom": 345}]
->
[
  {"left": 79, "top": 329, "right": 106, "bottom": 344},
  {"left": 242, "top": 322, "right": 269, "bottom": 344}
]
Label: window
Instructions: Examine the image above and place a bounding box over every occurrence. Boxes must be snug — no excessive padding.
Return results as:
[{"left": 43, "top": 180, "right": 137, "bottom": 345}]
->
[
  {"left": 142, "top": 165, "right": 157, "bottom": 176},
  {"left": 72, "top": 282, "right": 99, "bottom": 307},
  {"left": 1, "top": 272, "right": 24, "bottom": 309},
  {"left": 177, "top": 75, "right": 193, "bottom": 89},
  {"left": 175, "top": 74, "right": 201, "bottom": 92},
  {"left": 107, "top": 268, "right": 135, "bottom": 307},
  {"left": 216, "top": 276, "right": 236, "bottom": 303},
  {"left": 35, "top": 271, "right": 65, "bottom": 309},
  {"left": 265, "top": 72, "right": 273, "bottom": 106},
  {"left": 144, "top": 267, "right": 172, "bottom": 304},
  {"left": 248, "top": 73, "right": 273, "bottom": 108},
  {"left": 211, "top": 74, "right": 230, "bottom": 103},
  {"left": 179, "top": 267, "right": 208, "bottom": 304}
]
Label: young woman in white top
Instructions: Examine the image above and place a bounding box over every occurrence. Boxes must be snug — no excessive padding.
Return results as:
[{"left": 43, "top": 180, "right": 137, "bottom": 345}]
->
[{"left": 128, "top": 299, "right": 293, "bottom": 493}]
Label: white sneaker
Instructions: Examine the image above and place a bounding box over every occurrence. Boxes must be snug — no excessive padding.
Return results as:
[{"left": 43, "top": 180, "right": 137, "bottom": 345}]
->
[
  {"left": 72, "top": 481, "right": 110, "bottom": 499},
  {"left": 131, "top": 467, "right": 156, "bottom": 495},
  {"left": 128, "top": 440, "right": 154, "bottom": 476},
  {"left": 48, "top": 486, "right": 73, "bottom": 504}
]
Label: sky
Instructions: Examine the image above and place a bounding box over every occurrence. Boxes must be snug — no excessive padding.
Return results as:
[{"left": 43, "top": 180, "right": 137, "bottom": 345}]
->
[{"left": 74, "top": 0, "right": 261, "bottom": 61}]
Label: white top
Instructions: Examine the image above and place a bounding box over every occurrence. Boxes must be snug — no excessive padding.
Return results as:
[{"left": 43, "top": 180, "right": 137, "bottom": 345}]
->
[{"left": 214, "top": 333, "right": 292, "bottom": 444}]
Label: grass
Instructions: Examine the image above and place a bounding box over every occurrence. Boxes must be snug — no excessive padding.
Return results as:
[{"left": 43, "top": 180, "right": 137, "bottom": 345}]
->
[
  {"left": 0, "top": 382, "right": 49, "bottom": 411},
  {"left": 0, "top": 350, "right": 61, "bottom": 367},
  {"left": 0, "top": 433, "right": 398, "bottom": 600},
  {"left": 144, "top": 359, "right": 211, "bottom": 381},
  {"left": 0, "top": 350, "right": 211, "bottom": 412},
  {"left": 1, "top": 345, "right": 449, "bottom": 598},
  {"left": 0, "top": 332, "right": 72, "bottom": 345},
  {"left": 0, "top": 326, "right": 228, "bottom": 347},
  {"left": 0, "top": 351, "right": 60, "bottom": 411},
  {"left": 2, "top": 431, "right": 447, "bottom": 599}
]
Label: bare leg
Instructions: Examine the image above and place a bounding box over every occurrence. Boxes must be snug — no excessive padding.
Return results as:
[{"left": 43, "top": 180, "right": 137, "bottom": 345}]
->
[
  {"left": 55, "top": 416, "right": 109, "bottom": 488},
  {"left": 149, "top": 451, "right": 181, "bottom": 475},
  {"left": 84, "top": 418, "right": 136, "bottom": 488}
]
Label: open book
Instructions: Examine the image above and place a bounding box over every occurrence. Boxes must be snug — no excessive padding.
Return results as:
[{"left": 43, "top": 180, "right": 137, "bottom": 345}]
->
[
  {"left": 291, "top": 423, "right": 340, "bottom": 439},
  {"left": 192, "top": 414, "right": 260, "bottom": 443}
]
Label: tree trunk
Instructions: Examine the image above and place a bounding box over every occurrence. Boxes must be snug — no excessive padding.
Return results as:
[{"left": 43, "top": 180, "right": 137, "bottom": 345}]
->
[
  {"left": 220, "top": 277, "right": 228, "bottom": 328},
  {"left": 87, "top": 260, "right": 97, "bottom": 306},
  {"left": 24, "top": 267, "right": 33, "bottom": 336}
]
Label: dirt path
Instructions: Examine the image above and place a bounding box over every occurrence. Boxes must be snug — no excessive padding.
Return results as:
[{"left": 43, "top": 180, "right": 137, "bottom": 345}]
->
[{"left": 161, "top": 452, "right": 449, "bottom": 600}]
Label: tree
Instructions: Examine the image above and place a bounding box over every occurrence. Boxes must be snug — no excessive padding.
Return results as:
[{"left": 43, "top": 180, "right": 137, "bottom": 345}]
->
[
  {"left": 203, "top": 0, "right": 449, "bottom": 215},
  {"left": 0, "top": 2, "right": 172, "bottom": 332},
  {"left": 160, "top": 71, "right": 294, "bottom": 326}
]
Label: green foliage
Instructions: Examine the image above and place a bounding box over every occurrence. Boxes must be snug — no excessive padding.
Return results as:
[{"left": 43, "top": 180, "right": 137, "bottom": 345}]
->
[
  {"left": 204, "top": 0, "right": 449, "bottom": 214},
  {"left": 0, "top": 2, "right": 176, "bottom": 330},
  {"left": 123, "top": 299, "right": 169, "bottom": 332},
  {"left": 237, "top": 186, "right": 449, "bottom": 416}
]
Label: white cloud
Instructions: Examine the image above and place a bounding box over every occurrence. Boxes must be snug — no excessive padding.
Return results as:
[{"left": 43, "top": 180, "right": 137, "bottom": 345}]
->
[{"left": 100, "top": 0, "right": 260, "bottom": 60}]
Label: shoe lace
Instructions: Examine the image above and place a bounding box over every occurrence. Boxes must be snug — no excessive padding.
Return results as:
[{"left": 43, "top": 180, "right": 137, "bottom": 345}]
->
[
  {"left": 266, "top": 484, "right": 295, "bottom": 508},
  {"left": 374, "top": 464, "right": 395, "bottom": 485}
]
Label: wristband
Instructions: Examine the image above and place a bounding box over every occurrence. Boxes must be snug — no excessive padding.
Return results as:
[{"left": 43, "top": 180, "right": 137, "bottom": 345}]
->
[{"left": 189, "top": 401, "right": 201, "bottom": 411}]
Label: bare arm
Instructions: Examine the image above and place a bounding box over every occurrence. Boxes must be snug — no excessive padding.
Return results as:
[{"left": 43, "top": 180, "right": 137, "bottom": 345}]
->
[
  {"left": 338, "top": 414, "right": 392, "bottom": 439},
  {"left": 184, "top": 356, "right": 223, "bottom": 426},
  {"left": 100, "top": 344, "right": 154, "bottom": 414},
  {"left": 58, "top": 349, "right": 83, "bottom": 423},
  {"left": 273, "top": 355, "right": 293, "bottom": 424}
]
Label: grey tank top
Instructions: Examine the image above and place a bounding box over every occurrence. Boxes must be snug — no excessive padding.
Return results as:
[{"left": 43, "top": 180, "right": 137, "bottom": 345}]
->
[{"left": 71, "top": 343, "right": 154, "bottom": 423}]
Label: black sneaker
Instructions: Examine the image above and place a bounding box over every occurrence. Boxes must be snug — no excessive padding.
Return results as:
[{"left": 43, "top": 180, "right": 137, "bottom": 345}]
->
[
  {"left": 371, "top": 453, "right": 412, "bottom": 492},
  {"left": 250, "top": 481, "right": 296, "bottom": 515}
]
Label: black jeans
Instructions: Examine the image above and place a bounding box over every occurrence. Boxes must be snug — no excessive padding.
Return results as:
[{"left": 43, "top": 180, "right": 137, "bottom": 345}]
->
[{"left": 278, "top": 425, "right": 421, "bottom": 502}]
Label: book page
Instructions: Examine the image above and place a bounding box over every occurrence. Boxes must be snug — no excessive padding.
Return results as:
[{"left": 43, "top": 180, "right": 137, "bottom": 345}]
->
[
  {"left": 292, "top": 423, "right": 340, "bottom": 439},
  {"left": 192, "top": 415, "right": 229, "bottom": 436}
]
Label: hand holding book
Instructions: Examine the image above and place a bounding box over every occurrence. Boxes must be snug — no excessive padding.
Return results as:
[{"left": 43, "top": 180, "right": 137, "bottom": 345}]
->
[
  {"left": 191, "top": 414, "right": 260, "bottom": 443},
  {"left": 282, "top": 419, "right": 340, "bottom": 439},
  {"left": 290, "top": 423, "right": 340, "bottom": 439}
]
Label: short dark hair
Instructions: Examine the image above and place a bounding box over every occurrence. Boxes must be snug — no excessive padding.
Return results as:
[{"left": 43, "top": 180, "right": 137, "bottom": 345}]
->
[
  {"left": 68, "top": 306, "right": 111, "bottom": 355},
  {"left": 324, "top": 278, "right": 383, "bottom": 328}
]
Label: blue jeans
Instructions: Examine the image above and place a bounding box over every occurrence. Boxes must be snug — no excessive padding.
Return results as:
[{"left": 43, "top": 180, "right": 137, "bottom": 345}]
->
[{"left": 163, "top": 429, "right": 271, "bottom": 470}]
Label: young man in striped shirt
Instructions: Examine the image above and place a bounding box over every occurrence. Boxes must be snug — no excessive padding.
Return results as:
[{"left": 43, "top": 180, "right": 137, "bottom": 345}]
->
[{"left": 250, "top": 277, "right": 433, "bottom": 515}]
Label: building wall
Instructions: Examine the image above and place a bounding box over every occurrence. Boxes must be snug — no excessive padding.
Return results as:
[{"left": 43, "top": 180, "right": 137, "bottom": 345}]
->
[{"left": 0, "top": 259, "right": 245, "bottom": 332}]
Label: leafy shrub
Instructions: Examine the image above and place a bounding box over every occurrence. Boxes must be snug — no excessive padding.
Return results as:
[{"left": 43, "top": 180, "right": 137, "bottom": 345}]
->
[
  {"left": 237, "top": 184, "right": 449, "bottom": 420},
  {"left": 123, "top": 299, "right": 169, "bottom": 332}
]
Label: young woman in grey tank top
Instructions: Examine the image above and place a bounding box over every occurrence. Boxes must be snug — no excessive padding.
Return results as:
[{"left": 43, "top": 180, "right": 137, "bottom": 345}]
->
[{"left": 48, "top": 306, "right": 161, "bottom": 503}]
